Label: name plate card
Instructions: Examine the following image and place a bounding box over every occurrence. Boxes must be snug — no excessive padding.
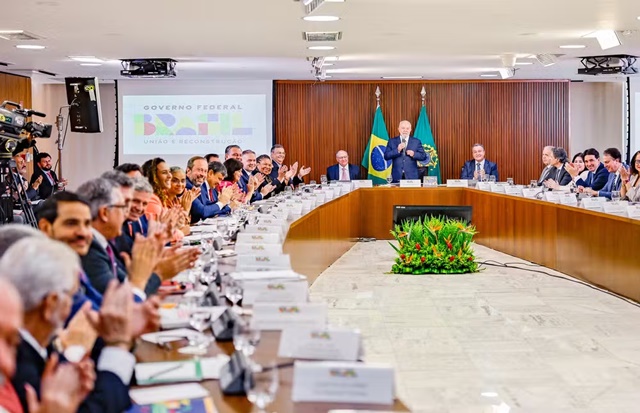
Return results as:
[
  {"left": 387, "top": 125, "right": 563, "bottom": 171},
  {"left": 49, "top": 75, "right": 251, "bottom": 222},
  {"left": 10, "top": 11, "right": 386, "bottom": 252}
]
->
[
  {"left": 603, "top": 202, "right": 627, "bottom": 217},
  {"left": 447, "top": 179, "right": 468, "bottom": 188},
  {"left": 558, "top": 193, "right": 578, "bottom": 206},
  {"left": 338, "top": 182, "right": 352, "bottom": 193},
  {"left": 504, "top": 186, "right": 523, "bottom": 197},
  {"left": 313, "top": 192, "right": 327, "bottom": 203},
  {"left": 243, "top": 280, "right": 308, "bottom": 305},
  {"left": 628, "top": 205, "right": 640, "bottom": 219},
  {"left": 352, "top": 180, "right": 373, "bottom": 189},
  {"left": 291, "top": 362, "right": 395, "bottom": 405},
  {"left": 301, "top": 199, "right": 316, "bottom": 210},
  {"left": 399, "top": 179, "right": 421, "bottom": 188},
  {"left": 250, "top": 302, "right": 327, "bottom": 331},
  {"left": 476, "top": 182, "right": 492, "bottom": 191},
  {"left": 522, "top": 187, "right": 542, "bottom": 198},
  {"left": 235, "top": 254, "right": 291, "bottom": 271},
  {"left": 278, "top": 327, "right": 362, "bottom": 362},
  {"left": 234, "top": 243, "right": 283, "bottom": 255},
  {"left": 269, "top": 207, "right": 290, "bottom": 220},
  {"left": 544, "top": 192, "right": 561, "bottom": 203},
  {"left": 244, "top": 224, "right": 283, "bottom": 236},
  {"left": 323, "top": 189, "right": 335, "bottom": 201},
  {"left": 255, "top": 217, "right": 287, "bottom": 227},
  {"left": 490, "top": 183, "right": 506, "bottom": 193},
  {"left": 581, "top": 197, "right": 607, "bottom": 212},
  {"left": 235, "top": 232, "right": 281, "bottom": 245}
]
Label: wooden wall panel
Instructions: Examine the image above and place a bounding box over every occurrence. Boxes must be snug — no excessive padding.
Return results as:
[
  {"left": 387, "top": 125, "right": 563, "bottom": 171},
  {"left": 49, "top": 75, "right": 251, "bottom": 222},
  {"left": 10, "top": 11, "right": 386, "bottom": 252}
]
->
[
  {"left": 0, "top": 72, "right": 32, "bottom": 110},
  {"left": 274, "top": 80, "right": 569, "bottom": 185}
]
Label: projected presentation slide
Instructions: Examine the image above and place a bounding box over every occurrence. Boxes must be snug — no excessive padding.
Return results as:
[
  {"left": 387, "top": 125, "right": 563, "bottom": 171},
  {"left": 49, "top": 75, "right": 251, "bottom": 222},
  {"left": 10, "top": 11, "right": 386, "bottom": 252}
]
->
[{"left": 121, "top": 94, "right": 268, "bottom": 155}]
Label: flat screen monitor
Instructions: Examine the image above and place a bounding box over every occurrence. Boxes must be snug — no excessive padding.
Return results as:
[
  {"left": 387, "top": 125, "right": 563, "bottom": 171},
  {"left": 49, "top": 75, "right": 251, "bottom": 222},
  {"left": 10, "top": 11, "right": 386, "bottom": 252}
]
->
[
  {"left": 65, "top": 77, "right": 103, "bottom": 133},
  {"left": 392, "top": 205, "right": 473, "bottom": 227}
]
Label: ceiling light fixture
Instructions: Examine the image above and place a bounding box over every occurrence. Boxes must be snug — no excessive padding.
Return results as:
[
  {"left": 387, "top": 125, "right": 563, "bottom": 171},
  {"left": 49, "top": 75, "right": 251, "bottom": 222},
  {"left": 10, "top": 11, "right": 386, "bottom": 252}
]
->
[
  {"left": 80, "top": 63, "right": 102, "bottom": 66},
  {"left": 559, "top": 45, "right": 586, "bottom": 49},
  {"left": 584, "top": 30, "right": 621, "bottom": 50},
  {"left": 308, "top": 45, "right": 335, "bottom": 50},
  {"left": 303, "top": 15, "right": 340, "bottom": 21},
  {"left": 381, "top": 76, "right": 423, "bottom": 79},
  {"left": 534, "top": 54, "right": 558, "bottom": 66},
  {"left": 69, "top": 56, "right": 104, "bottom": 63},
  {"left": 480, "top": 74, "right": 498, "bottom": 77},
  {"left": 515, "top": 62, "right": 533, "bottom": 65},
  {"left": 322, "top": 63, "right": 334, "bottom": 66},
  {"left": 324, "top": 56, "right": 339, "bottom": 61},
  {"left": 15, "top": 44, "right": 45, "bottom": 50},
  {"left": 498, "top": 68, "right": 515, "bottom": 79}
]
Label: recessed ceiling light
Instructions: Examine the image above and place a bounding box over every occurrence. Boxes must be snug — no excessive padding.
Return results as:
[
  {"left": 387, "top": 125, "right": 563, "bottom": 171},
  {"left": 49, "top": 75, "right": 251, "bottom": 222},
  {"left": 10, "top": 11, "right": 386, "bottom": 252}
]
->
[
  {"left": 69, "top": 56, "right": 103, "bottom": 63},
  {"left": 15, "top": 44, "right": 45, "bottom": 50},
  {"left": 325, "top": 0, "right": 345, "bottom": 2},
  {"left": 322, "top": 62, "right": 334, "bottom": 66},
  {"left": 559, "top": 45, "right": 586, "bottom": 49},
  {"left": 515, "top": 62, "right": 533, "bottom": 65},
  {"left": 80, "top": 63, "right": 102, "bottom": 66},
  {"left": 480, "top": 74, "right": 498, "bottom": 77},
  {"left": 381, "top": 76, "right": 423, "bottom": 79},
  {"left": 303, "top": 15, "right": 340, "bottom": 22},
  {"left": 308, "top": 46, "right": 335, "bottom": 50},
  {"left": 324, "top": 56, "right": 339, "bottom": 61}
]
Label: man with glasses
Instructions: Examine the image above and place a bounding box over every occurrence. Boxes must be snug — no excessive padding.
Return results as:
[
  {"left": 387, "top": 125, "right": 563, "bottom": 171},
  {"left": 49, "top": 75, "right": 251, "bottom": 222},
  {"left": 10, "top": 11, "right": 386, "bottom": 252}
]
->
[
  {"left": 326, "top": 150, "right": 360, "bottom": 182},
  {"left": 585, "top": 147, "right": 624, "bottom": 199}
]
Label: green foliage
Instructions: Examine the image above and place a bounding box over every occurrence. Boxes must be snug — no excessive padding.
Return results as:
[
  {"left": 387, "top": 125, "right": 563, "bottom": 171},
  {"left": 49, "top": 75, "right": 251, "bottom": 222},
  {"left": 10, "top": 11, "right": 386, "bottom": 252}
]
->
[{"left": 389, "top": 216, "right": 479, "bottom": 275}]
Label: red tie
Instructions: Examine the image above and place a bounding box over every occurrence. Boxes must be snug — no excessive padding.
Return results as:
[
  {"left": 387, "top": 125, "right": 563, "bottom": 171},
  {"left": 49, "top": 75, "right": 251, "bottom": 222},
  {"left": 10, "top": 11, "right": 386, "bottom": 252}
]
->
[
  {"left": 209, "top": 187, "right": 214, "bottom": 201},
  {"left": 45, "top": 170, "right": 54, "bottom": 184}
]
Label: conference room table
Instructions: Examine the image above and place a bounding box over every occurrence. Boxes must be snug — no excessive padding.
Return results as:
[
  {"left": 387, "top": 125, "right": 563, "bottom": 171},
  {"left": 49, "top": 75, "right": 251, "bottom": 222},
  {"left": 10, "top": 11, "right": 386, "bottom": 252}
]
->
[{"left": 135, "top": 186, "right": 639, "bottom": 412}]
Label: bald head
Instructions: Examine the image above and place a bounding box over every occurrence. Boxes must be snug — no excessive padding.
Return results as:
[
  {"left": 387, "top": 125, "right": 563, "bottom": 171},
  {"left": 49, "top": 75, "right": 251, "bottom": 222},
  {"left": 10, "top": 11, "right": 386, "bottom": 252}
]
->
[
  {"left": 0, "top": 278, "right": 22, "bottom": 378},
  {"left": 398, "top": 120, "right": 412, "bottom": 138}
]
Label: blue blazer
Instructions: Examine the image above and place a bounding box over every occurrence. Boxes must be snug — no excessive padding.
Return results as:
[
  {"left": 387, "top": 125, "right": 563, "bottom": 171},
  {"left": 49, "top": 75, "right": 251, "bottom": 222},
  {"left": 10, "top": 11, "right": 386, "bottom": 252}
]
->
[
  {"left": 186, "top": 176, "right": 194, "bottom": 190},
  {"left": 113, "top": 216, "right": 149, "bottom": 257},
  {"left": 575, "top": 163, "right": 609, "bottom": 191},
  {"left": 460, "top": 160, "right": 499, "bottom": 181},
  {"left": 326, "top": 164, "right": 360, "bottom": 182},
  {"left": 383, "top": 136, "right": 427, "bottom": 182},
  {"left": 599, "top": 169, "right": 623, "bottom": 200},
  {"left": 240, "top": 170, "right": 263, "bottom": 203},
  {"left": 190, "top": 182, "right": 231, "bottom": 223},
  {"left": 68, "top": 272, "right": 103, "bottom": 325}
]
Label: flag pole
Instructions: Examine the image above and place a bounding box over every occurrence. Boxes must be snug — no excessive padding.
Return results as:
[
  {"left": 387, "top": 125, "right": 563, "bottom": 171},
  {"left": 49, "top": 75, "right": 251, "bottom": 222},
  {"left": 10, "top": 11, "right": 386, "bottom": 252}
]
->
[
  {"left": 420, "top": 86, "right": 426, "bottom": 107},
  {"left": 375, "top": 86, "right": 381, "bottom": 108}
]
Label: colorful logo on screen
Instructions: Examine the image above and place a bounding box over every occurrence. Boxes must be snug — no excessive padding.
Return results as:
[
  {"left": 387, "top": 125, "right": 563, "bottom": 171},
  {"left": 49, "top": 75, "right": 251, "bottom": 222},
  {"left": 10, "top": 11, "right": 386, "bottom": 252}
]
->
[{"left": 134, "top": 113, "right": 253, "bottom": 136}]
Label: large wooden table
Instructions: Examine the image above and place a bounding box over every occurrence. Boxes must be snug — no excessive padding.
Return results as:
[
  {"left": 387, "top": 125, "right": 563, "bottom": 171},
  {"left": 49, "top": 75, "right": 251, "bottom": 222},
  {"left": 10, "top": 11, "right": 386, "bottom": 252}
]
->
[{"left": 284, "top": 187, "right": 640, "bottom": 302}]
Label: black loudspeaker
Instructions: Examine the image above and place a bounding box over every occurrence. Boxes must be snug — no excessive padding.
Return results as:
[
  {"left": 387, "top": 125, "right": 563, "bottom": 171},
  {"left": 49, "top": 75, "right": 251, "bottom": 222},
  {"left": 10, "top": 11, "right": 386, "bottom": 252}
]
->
[
  {"left": 219, "top": 351, "right": 253, "bottom": 395},
  {"left": 64, "top": 77, "right": 103, "bottom": 133},
  {"left": 210, "top": 308, "right": 242, "bottom": 342}
]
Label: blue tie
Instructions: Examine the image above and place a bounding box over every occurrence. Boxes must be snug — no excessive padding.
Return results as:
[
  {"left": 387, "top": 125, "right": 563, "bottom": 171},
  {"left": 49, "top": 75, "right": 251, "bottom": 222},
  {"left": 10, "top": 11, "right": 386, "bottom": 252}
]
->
[{"left": 586, "top": 172, "right": 593, "bottom": 187}]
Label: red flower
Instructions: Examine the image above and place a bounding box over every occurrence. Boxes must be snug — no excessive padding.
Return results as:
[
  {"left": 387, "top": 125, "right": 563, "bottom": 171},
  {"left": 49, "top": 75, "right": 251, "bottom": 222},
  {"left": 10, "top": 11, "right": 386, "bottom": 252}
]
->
[
  {"left": 415, "top": 243, "right": 421, "bottom": 251},
  {"left": 467, "top": 256, "right": 473, "bottom": 262},
  {"left": 420, "top": 256, "right": 425, "bottom": 263},
  {"left": 400, "top": 254, "right": 406, "bottom": 260},
  {"left": 449, "top": 256, "right": 455, "bottom": 262}
]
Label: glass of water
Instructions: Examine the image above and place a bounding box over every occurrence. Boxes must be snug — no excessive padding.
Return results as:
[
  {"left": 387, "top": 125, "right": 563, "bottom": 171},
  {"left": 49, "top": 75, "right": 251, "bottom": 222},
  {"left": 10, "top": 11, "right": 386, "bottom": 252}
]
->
[
  {"left": 530, "top": 180, "right": 538, "bottom": 188},
  {"left": 611, "top": 190, "right": 621, "bottom": 203},
  {"left": 386, "top": 175, "right": 393, "bottom": 186},
  {"left": 489, "top": 175, "right": 496, "bottom": 183},
  {"left": 320, "top": 175, "right": 328, "bottom": 185},
  {"left": 506, "top": 177, "right": 514, "bottom": 186},
  {"left": 244, "top": 362, "right": 278, "bottom": 413},
  {"left": 233, "top": 322, "right": 261, "bottom": 359},
  {"left": 223, "top": 277, "right": 243, "bottom": 308}
]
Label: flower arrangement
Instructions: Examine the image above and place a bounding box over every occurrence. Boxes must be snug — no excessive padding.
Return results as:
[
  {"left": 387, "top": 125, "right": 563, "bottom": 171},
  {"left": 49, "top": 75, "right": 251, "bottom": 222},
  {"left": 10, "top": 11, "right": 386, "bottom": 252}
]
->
[{"left": 390, "top": 216, "right": 479, "bottom": 274}]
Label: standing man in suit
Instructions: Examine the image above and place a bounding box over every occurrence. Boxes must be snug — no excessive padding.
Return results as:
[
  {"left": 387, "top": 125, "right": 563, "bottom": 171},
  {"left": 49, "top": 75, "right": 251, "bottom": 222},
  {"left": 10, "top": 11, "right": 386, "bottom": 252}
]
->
[
  {"left": 190, "top": 161, "right": 234, "bottom": 223},
  {"left": 384, "top": 120, "right": 427, "bottom": 182},
  {"left": 30, "top": 152, "right": 67, "bottom": 200},
  {"left": 270, "top": 144, "right": 311, "bottom": 186},
  {"left": 586, "top": 147, "right": 625, "bottom": 199},
  {"left": 565, "top": 148, "right": 609, "bottom": 191},
  {"left": 460, "top": 144, "right": 499, "bottom": 181},
  {"left": 327, "top": 150, "right": 360, "bottom": 182}
]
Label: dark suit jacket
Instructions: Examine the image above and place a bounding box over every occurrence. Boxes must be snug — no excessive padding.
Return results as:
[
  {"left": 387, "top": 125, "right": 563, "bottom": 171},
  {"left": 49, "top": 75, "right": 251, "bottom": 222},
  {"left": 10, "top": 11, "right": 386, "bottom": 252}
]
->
[
  {"left": 547, "top": 165, "right": 573, "bottom": 187},
  {"left": 383, "top": 136, "right": 427, "bottom": 182},
  {"left": 269, "top": 161, "right": 303, "bottom": 187},
  {"left": 255, "top": 171, "right": 286, "bottom": 199},
  {"left": 240, "top": 170, "right": 263, "bottom": 203},
  {"left": 29, "top": 167, "right": 58, "bottom": 200},
  {"left": 190, "top": 183, "right": 231, "bottom": 223},
  {"left": 113, "top": 216, "right": 149, "bottom": 257},
  {"left": 12, "top": 340, "right": 131, "bottom": 413},
  {"left": 460, "top": 160, "right": 499, "bottom": 181},
  {"left": 13, "top": 172, "right": 39, "bottom": 201},
  {"left": 326, "top": 164, "right": 360, "bottom": 182},
  {"left": 186, "top": 176, "right": 194, "bottom": 190},
  {"left": 575, "top": 163, "right": 609, "bottom": 191},
  {"left": 598, "top": 168, "right": 625, "bottom": 199}
]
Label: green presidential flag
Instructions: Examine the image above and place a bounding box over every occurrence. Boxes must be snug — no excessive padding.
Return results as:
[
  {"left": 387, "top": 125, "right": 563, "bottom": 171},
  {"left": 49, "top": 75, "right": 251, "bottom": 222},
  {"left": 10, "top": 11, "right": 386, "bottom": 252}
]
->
[
  {"left": 415, "top": 105, "right": 441, "bottom": 183},
  {"left": 361, "top": 107, "right": 392, "bottom": 184}
]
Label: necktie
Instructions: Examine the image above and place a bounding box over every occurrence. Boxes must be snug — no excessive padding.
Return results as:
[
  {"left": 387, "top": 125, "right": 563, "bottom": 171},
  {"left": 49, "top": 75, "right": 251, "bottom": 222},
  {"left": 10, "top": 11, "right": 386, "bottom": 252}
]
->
[
  {"left": 476, "top": 163, "right": 481, "bottom": 171},
  {"left": 105, "top": 244, "right": 117, "bottom": 278},
  {"left": 586, "top": 172, "right": 593, "bottom": 187},
  {"left": 128, "top": 221, "right": 133, "bottom": 237},
  {"left": 614, "top": 175, "right": 621, "bottom": 191},
  {"left": 45, "top": 170, "right": 54, "bottom": 185},
  {"left": 341, "top": 167, "right": 348, "bottom": 181}
]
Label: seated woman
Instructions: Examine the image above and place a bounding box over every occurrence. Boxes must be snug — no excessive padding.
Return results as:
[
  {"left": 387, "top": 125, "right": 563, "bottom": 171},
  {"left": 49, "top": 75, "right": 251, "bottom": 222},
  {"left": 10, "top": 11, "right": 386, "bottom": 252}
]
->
[
  {"left": 545, "top": 152, "right": 588, "bottom": 192},
  {"left": 219, "top": 158, "right": 258, "bottom": 204},
  {"left": 167, "top": 166, "right": 201, "bottom": 227},
  {"left": 542, "top": 147, "right": 572, "bottom": 190},
  {"left": 621, "top": 150, "right": 640, "bottom": 202}
]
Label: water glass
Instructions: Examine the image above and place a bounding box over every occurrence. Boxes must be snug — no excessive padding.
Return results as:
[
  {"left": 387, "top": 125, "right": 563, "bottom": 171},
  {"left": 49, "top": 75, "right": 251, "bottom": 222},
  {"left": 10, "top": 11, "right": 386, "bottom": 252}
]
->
[
  {"left": 320, "top": 174, "right": 328, "bottom": 185},
  {"left": 189, "top": 311, "right": 212, "bottom": 333},
  {"left": 489, "top": 175, "right": 496, "bottom": 183},
  {"left": 233, "top": 322, "right": 261, "bottom": 358},
  {"left": 611, "top": 190, "right": 621, "bottom": 203},
  {"left": 244, "top": 362, "right": 278, "bottom": 413},
  {"left": 386, "top": 175, "right": 393, "bottom": 185},
  {"left": 530, "top": 180, "right": 538, "bottom": 188},
  {"left": 224, "top": 278, "right": 243, "bottom": 307},
  {"left": 506, "top": 177, "right": 514, "bottom": 186}
]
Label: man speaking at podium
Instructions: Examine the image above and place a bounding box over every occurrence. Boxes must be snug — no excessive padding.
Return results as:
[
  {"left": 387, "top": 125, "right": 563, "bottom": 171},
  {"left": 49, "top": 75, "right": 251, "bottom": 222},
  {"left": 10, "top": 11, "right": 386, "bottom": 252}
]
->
[{"left": 384, "top": 120, "right": 427, "bottom": 183}]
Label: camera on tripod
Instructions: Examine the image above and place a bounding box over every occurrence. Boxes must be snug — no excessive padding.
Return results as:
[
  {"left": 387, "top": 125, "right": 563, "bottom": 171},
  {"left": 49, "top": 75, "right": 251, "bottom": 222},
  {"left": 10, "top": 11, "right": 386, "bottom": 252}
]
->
[{"left": 0, "top": 100, "right": 52, "bottom": 159}]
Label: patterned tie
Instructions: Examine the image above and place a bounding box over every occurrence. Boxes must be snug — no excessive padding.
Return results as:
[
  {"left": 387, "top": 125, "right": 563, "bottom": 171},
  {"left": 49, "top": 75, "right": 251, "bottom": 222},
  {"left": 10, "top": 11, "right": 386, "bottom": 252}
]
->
[{"left": 341, "top": 167, "right": 348, "bottom": 181}]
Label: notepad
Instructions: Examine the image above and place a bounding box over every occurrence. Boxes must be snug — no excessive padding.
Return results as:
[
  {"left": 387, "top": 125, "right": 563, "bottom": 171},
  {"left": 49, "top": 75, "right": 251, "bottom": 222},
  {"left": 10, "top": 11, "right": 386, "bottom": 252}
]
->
[
  {"left": 135, "top": 355, "right": 230, "bottom": 385},
  {"left": 129, "top": 383, "right": 209, "bottom": 405}
]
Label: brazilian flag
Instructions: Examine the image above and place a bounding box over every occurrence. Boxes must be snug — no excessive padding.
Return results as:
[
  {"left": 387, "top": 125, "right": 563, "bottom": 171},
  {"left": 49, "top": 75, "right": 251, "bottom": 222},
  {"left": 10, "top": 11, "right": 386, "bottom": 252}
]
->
[
  {"left": 361, "top": 107, "right": 392, "bottom": 184},
  {"left": 415, "top": 105, "right": 442, "bottom": 184}
]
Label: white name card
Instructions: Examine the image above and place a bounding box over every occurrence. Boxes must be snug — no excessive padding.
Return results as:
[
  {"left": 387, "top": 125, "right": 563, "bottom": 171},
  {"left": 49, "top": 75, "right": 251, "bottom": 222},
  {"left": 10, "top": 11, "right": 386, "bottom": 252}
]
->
[
  {"left": 301, "top": 199, "right": 316, "bottom": 210},
  {"left": 278, "top": 327, "right": 362, "bottom": 362},
  {"left": 504, "top": 186, "right": 523, "bottom": 197},
  {"left": 338, "top": 182, "right": 352, "bottom": 193},
  {"left": 581, "top": 197, "right": 607, "bottom": 212},
  {"left": 603, "top": 203, "right": 627, "bottom": 217},
  {"left": 476, "top": 182, "right": 491, "bottom": 191},
  {"left": 490, "top": 183, "right": 506, "bottom": 193},
  {"left": 235, "top": 254, "right": 291, "bottom": 271},
  {"left": 235, "top": 232, "right": 281, "bottom": 245},
  {"left": 399, "top": 179, "right": 421, "bottom": 188},
  {"left": 447, "top": 179, "right": 468, "bottom": 188},
  {"left": 234, "top": 243, "right": 283, "bottom": 255},
  {"left": 544, "top": 192, "right": 561, "bottom": 203},
  {"left": 230, "top": 270, "right": 301, "bottom": 282},
  {"left": 313, "top": 192, "right": 326, "bottom": 203},
  {"left": 628, "top": 205, "right": 640, "bottom": 219},
  {"left": 244, "top": 224, "right": 283, "bottom": 236},
  {"left": 255, "top": 217, "right": 287, "bottom": 227},
  {"left": 251, "top": 302, "right": 327, "bottom": 331},
  {"left": 351, "top": 180, "right": 373, "bottom": 189},
  {"left": 291, "top": 362, "right": 395, "bottom": 405},
  {"left": 522, "top": 187, "right": 542, "bottom": 198},
  {"left": 243, "top": 280, "right": 308, "bottom": 305},
  {"left": 323, "top": 189, "right": 335, "bottom": 201},
  {"left": 269, "top": 207, "right": 290, "bottom": 220},
  {"left": 558, "top": 193, "right": 578, "bottom": 206}
]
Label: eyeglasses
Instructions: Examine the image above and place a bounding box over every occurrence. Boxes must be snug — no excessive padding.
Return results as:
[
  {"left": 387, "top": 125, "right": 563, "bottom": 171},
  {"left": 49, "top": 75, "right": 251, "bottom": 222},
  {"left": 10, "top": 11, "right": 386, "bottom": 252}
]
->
[{"left": 108, "top": 204, "right": 129, "bottom": 210}]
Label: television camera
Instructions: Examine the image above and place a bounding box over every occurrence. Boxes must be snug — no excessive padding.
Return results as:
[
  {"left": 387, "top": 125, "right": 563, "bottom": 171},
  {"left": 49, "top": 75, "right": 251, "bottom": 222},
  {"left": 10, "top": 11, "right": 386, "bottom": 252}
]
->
[{"left": 0, "top": 100, "right": 52, "bottom": 159}]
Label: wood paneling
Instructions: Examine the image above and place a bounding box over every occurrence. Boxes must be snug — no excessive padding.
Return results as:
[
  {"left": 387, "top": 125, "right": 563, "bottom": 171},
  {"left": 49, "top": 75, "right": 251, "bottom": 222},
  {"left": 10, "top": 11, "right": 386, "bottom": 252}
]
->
[
  {"left": 0, "top": 72, "right": 32, "bottom": 110},
  {"left": 285, "top": 188, "right": 640, "bottom": 302},
  {"left": 274, "top": 80, "right": 569, "bottom": 185}
]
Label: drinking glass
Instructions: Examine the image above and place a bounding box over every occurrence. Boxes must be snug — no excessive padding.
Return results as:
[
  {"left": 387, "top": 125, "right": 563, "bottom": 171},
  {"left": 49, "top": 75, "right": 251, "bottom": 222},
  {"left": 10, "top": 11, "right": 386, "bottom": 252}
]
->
[
  {"left": 386, "top": 175, "right": 393, "bottom": 186},
  {"left": 320, "top": 175, "right": 328, "bottom": 185},
  {"left": 530, "top": 180, "right": 538, "bottom": 188},
  {"left": 611, "top": 190, "right": 621, "bottom": 203},
  {"left": 184, "top": 311, "right": 212, "bottom": 353},
  {"left": 489, "top": 175, "right": 496, "bottom": 183},
  {"left": 233, "top": 322, "right": 261, "bottom": 358},
  {"left": 309, "top": 180, "right": 316, "bottom": 186},
  {"left": 506, "top": 177, "right": 514, "bottom": 186},
  {"left": 224, "top": 278, "right": 243, "bottom": 308},
  {"left": 244, "top": 362, "right": 278, "bottom": 413}
]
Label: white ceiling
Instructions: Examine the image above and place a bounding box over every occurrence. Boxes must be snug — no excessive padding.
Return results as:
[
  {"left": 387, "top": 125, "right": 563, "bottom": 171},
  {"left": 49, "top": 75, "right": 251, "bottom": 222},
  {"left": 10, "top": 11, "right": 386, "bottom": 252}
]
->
[{"left": 1, "top": 0, "right": 640, "bottom": 82}]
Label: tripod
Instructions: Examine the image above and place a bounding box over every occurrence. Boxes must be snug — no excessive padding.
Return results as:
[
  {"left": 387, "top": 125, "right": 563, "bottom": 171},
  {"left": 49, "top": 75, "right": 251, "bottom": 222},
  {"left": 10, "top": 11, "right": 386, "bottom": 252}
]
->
[{"left": 0, "top": 158, "right": 38, "bottom": 227}]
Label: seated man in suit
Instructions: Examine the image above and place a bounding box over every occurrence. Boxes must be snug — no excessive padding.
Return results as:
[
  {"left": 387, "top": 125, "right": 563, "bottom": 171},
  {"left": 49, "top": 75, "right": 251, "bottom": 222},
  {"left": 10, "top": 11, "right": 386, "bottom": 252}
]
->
[
  {"left": 12, "top": 153, "right": 41, "bottom": 201},
  {"left": 76, "top": 178, "right": 162, "bottom": 300},
  {"left": 327, "top": 150, "right": 360, "bottom": 182},
  {"left": 113, "top": 177, "right": 151, "bottom": 256},
  {"left": 542, "top": 147, "right": 572, "bottom": 189},
  {"left": 239, "top": 150, "right": 270, "bottom": 203},
  {"left": 190, "top": 161, "right": 234, "bottom": 223},
  {"left": 224, "top": 145, "right": 242, "bottom": 161},
  {"left": 460, "top": 144, "right": 499, "bottom": 181},
  {"left": 0, "top": 237, "right": 136, "bottom": 413},
  {"left": 565, "top": 148, "right": 609, "bottom": 192},
  {"left": 586, "top": 147, "right": 625, "bottom": 199},
  {"left": 383, "top": 120, "right": 427, "bottom": 182},
  {"left": 185, "top": 156, "right": 208, "bottom": 190},
  {"left": 29, "top": 152, "right": 68, "bottom": 200},
  {"left": 269, "top": 144, "right": 311, "bottom": 186}
]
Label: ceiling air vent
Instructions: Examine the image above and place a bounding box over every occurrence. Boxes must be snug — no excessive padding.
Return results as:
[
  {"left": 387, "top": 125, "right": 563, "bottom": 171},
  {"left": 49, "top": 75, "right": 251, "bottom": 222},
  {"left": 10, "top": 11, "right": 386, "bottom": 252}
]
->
[
  {"left": 0, "top": 30, "right": 43, "bottom": 41},
  {"left": 303, "top": 31, "right": 342, "bottom": 42}
]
